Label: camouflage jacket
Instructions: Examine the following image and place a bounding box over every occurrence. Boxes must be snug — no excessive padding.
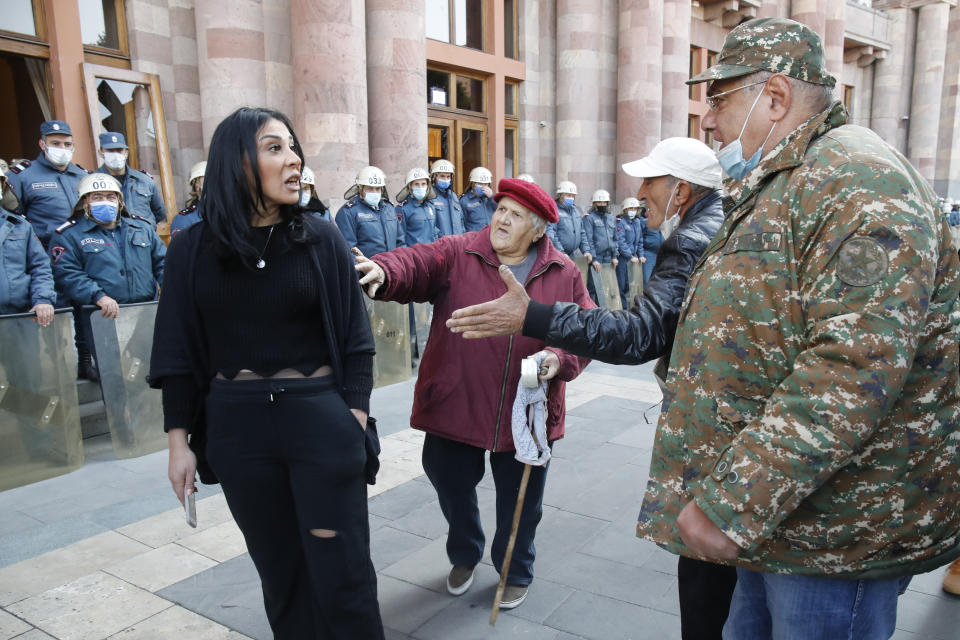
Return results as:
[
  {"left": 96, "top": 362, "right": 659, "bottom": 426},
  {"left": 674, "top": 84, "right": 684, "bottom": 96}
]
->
[{"left": 636, "top": 101, "right": 960, "bottom": 578}]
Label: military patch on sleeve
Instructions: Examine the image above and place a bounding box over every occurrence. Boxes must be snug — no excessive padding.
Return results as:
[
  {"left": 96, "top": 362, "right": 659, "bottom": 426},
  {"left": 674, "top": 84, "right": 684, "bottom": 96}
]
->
[{"left": 836, "top": 236, "right": 888, "bottom": 287}]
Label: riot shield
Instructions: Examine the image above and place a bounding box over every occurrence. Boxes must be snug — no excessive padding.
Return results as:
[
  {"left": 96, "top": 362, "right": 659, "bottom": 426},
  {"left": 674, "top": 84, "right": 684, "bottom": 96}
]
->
[
  {"left": 365, "top": 299, "right": 411, "bottom": 388},
  {"left": 0, "top": 310, "right": 83, "bottom": 490},
  {"left": 413, "top": 302, "right": 433, "bottom": 357},
  {"left": 593, "top": 263, "right": 623, "bottom": 310},
  {"left": 627, "top": 261, "right": 644, "bottom": 307},
  {"left": 573, "top": 256, "right": 590, "bottom": 287},
  {"left": 90, "top": 302, "right": 165, "bottom": 459}
]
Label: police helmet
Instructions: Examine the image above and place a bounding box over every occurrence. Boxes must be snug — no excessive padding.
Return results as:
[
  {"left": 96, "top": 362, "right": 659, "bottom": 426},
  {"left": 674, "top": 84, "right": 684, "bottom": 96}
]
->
[
  {"left": 344, "top": 166, "right": 388, "bottom": 200},
  {"left": 189, "top": 161, "right": 207, "bottom": 185},
  {"left": 73, "top": 173, "right": 125, "bottom": 218},
  {"left": 468, "top": 167, "right": 492, "bottom": 184},
  {"left": 517, "top": 173, "right": 536, "bottom": 184},
  {"left": 300, "top": 166, "right": 316, "bottom": 186},
  {"left": 556, "top": 181, "right": 577, "bottom": 196},
  {"left": 396, "top": 167, "right": 436, "bottom": 202},
  {"left": 591, "top": 189, "right": 611, "bottom": 203},
  {"left": 430, "top": 159, "right": 455, "bottom": 175},
  {"left": 620, "top": 197, "right": 641, "bottom": 212}
]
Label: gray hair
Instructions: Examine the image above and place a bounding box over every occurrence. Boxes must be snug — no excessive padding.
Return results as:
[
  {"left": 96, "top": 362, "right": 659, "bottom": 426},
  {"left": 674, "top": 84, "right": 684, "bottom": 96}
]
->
[
  {"left": 739, "top": 70, "right": 834, "bottom": 114},
  {"left": 529, "top": 211, "right": 547, "bottom": 236},
  {"left": 668, "top": 176, "right": 714, "bottom": 203}
]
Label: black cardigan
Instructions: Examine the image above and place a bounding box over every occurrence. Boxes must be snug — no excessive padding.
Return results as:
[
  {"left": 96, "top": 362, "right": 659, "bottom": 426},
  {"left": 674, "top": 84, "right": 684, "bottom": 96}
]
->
[{"left": 148, "top": 216, "right": 375, "bottom": 431}]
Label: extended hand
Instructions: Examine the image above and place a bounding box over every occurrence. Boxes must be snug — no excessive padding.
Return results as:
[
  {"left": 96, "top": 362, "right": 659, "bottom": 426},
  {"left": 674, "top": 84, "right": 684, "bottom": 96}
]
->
[
  {"left": 353, "top": 249, "right": 386, "bottom": 298},
  {"left": 612, "top": 258, "right": 619, "bottom": 268},
  {"left": 677, "top": 500, "right": 740, "bottom": 561},
  {"left": 591, "top": 261, "right": 601, "bottom": 273},
  {"left": 167, "top": 428, "right": 197, "bottom": 507},
  {"left": 30, "top": 303, "right": 54, "bottom": 327},
  {"left": 631, "top": 256, "right": 640, "bottom": 264},
  {"left": 97, "top": 295, "right": 119, "bottom": 319},
  {"left": 537, "top": 350, "right": 560, "bottom": 381},
  {"left": 447, "top": 264, "right": 529, "bottom": 339}
]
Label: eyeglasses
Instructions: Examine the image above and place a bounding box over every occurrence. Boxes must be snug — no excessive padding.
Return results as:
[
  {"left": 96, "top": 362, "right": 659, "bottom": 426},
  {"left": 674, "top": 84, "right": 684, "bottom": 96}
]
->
[{"left": 705, "top": 79, "right": 768, "bottom": 111}]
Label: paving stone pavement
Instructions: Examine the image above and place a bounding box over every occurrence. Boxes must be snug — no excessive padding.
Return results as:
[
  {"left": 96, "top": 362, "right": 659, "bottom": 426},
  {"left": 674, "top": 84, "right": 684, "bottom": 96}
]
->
[{"left": 0, "top": 361, "right": 957, "bottom": 639}]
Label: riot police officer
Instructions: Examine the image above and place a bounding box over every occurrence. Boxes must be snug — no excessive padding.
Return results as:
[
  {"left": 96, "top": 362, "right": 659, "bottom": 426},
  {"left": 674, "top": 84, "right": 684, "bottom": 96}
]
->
[
  {"left": 298, "top": 166, "right": 331, "bottom": 222},
  {"left": 428, "top": 159, "right": 465, "bottom": 237},
  {"left": 170, "top": 161, "right": 206, "bottom": 237},
  {"left": 335, "top": 166, "right": 404, "bottom": 257},
  {"left": 460, "top": 166, "right": 496, "bottom": 232},
  {"left": 583, "top": 189, "right": 618, "bottom": 305},
  {"left": 615, "top": 196, "right": 644, "bottom": 309},
  {"left": 50, "top": 174, "right": 165, "bottom": 377},
  {"left": 546, "top": 180, "right": 593, "bottom": 261},
  {"left": 96, "top": 132, "right": 166, "bottom": 228},
  {"left": 640, "top": 206, "right": 662, "bottom": 285},
  {"left": 396, "top": 167, "right": 439, "bottom": 246},
  {"left": 5, "top": 120, "right": 87, "bottom": 248}
]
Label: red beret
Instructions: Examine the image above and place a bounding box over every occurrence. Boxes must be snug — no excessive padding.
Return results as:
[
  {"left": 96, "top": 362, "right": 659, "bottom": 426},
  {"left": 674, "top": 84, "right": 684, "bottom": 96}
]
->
[{"left": 493, "top": 178, "right": 559, "bottom": 224}]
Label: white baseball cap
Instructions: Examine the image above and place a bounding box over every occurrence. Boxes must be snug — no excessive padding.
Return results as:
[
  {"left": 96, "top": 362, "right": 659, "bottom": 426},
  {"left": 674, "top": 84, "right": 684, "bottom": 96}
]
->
[{"left": 622, "top": 137, "right": 722, "bottom": 189}]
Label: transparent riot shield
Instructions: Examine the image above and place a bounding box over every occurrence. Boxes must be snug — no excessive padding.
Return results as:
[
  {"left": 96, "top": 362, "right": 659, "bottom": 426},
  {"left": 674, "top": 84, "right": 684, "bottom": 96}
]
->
[
  {"left": 413, "top": 302, "right": 433, "bottom": 358},
  {"left": 627, "top": 261, "right": 644, "bottom": 308},
  {"left": 365, "top": 299, "right": 411, "bottom": 388},
  {"left": 89, "top": 302, "right": 165, "bottom": 458},
  {"left": 0, "top": 310, "right": 83, "bottom": 490},
  {"left": 593, "top": 263, "right": 623, "bottom": 310},
  {"left": 573, "top": 256, "right": 590, "bottom": 287}
]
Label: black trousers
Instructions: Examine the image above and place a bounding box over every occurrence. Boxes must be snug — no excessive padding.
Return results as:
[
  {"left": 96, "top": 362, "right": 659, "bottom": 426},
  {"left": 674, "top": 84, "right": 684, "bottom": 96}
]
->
[
  {"left": 678, "top": 555, "right": 738, "bottom": 640},
  {"left": 205, "top": 377, "right": 384, "bottom": 640}
]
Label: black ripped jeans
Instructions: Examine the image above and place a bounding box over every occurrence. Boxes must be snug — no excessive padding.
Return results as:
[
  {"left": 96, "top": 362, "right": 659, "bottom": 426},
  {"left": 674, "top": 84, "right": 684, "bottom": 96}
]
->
[{"left": 205, "top": 376, "right": 384, "bottom": 639}]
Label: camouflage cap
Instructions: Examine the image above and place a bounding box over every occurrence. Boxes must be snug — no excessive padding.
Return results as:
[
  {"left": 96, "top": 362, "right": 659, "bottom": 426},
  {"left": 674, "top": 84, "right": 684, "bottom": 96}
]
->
[{"left": 687, "top": 17, "right": 836, "bottom": 88}]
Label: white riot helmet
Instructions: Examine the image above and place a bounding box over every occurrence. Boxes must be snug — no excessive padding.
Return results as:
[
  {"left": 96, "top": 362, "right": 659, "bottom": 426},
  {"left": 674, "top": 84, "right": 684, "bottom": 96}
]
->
[
  {"left": 189, "top": 161, "right": 207, "bottom": 185},
  {"left": 591, "top": 189, "right": 611, "bottom": 203},
  {"left": 430, "top": 159, "right": 455, "bottom": 175},
  {"left": 556, "top": 180, "right": 577, "bottom": 196},
  {"left": 73, "top": 173, "right": 124, "bottom": 217},
  {"left": 396, "top": 167, "right": 436, "bottom": 202},
  {"left": 517, "top": 173, "right": 535, "bottom": 183},
  {"left": 344, "top": 165, "right": 388, "bottom": 200},
  {"left": 468, "top": 166, "right": 492, "bottom": 184},
  {"left": 620, "top": 196, "right": 641, "bottom": 211},
  {"left": 300, "top": 166, "right": 315, "bottom": 186}
]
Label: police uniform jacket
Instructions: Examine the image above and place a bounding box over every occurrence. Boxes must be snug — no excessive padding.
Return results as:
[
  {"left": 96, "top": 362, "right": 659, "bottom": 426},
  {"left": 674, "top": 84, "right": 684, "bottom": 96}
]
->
[
  {"left": 636, "top": 102, "right": 960, "bottom": 578},
  {"left": 397, "top": 197, "right": 439, "bottom": 246},
  {"left": 335, "top": 195, "right": 405, "bottom": 257},
  {"left": 96, "top": 164, "right": 166, "bottom": 228},
  {"left": 583, "top": 208, "right": 618, "bottom": 263},
  {"left": 641, "top": 217, "right": 663, "bottom": 259},
  {"left": 170, "top": 203, "right": 201, "bottom": 238},
  {"left": 0, "top": 213, "right": 55, "bottom": 314},
  {"left": 616, "top": 216, "right": 644, "bottom": 261},
  {"left": 459, "top": 190, "right": 497, "bottom": 233},
  {"left": 429, "top": 186, "right": 465, "bottom": 237},
  {"left": 6, "top": 154, "right": 86, "bottom": 246},
  {"left": 50, "top": 215, "right": 165, "bottom": 306},
  {"left": 547, "top": 200, "right": 592, "bottom": 257}
]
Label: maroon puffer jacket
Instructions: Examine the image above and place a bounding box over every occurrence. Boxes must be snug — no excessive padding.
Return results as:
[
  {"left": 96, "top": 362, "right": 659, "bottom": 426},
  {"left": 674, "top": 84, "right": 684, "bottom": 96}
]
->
[{"left": 374, "top": 230, "right": 594, "bottom": 451}]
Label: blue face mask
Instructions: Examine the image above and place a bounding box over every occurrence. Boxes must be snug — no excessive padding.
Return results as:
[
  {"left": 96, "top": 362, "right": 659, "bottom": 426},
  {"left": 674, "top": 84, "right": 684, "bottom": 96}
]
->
[
  {"left": 412, "top": 186, "right": 428, "bottom": 201},
  {"left": 89, "top": 201, "right": 118, "bottom": 224},
  {"left": 716, "top": 88, "right": 777, "bottom": 181},
  {"left": 474, "top": 185, "right": 484, "bottom": 197},
  {"left": 363, "top": 191, "right": 381, "bottom": 208},
  {"left": 436, "top": 179, "right": 451, "bottom": 190},
  {"left": 563, "top": 197, "right": 575, "bottom": 207}
]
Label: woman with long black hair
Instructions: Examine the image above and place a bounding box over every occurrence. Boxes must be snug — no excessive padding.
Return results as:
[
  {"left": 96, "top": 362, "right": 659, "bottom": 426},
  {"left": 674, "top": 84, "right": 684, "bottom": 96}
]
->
[{"left": 149, "top": 107, "right": 384, "bottom": 639}]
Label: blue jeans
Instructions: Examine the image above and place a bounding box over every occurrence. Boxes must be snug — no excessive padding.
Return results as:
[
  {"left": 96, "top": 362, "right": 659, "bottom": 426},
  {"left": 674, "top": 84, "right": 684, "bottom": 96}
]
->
[
  {"left": 723, "top": 568, "right": 909, "bottom": 640},
  {"left": 421, "top": 433, "right": 550, "bottom": 586}
]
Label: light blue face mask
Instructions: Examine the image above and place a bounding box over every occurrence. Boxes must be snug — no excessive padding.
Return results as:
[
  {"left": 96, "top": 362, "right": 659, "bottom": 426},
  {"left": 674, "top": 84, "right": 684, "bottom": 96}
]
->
[
  {"left": 364, "top": 191, "right": 381, "bottom": 208},
  {"left": 412, "top": 186, "right": 428, "bottom": 201},
  {"left": 89, "top": 201, "right": 118, "bottom": 224},
  {"left": 436, "top": 179, "right": 451, "bottom": 190},
  {"left": 716, "top": 87, "right": 777, "bottom": 181},
  {"left": 474, "top": 184, "right": 484, "bottom": 197},
  {"left": 563, "top": 197, "right": 575, "bottom": 207},
  {"left": 299, "top": 191, "right": 311, "bottom": 208}
]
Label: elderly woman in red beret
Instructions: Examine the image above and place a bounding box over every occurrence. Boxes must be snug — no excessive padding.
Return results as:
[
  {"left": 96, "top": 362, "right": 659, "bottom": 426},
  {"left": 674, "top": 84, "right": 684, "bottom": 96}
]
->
[{"left": 356, "top": 178, "right": 594, "bottom": 610}]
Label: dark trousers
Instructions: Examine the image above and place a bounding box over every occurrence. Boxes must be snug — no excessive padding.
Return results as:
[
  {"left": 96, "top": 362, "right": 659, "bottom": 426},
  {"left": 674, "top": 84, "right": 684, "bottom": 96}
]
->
[
  {"left": 421, "top": 433, "right": 549, "bottom": 586},
  {"left": 615, "top": 259, "right": 631, "bottom": 309},
  {"left": 678, "top": 555, "right": 738, "bottom": 640},
  {"left": 205, "top": 377, "right": 384, "bottom": 640}
]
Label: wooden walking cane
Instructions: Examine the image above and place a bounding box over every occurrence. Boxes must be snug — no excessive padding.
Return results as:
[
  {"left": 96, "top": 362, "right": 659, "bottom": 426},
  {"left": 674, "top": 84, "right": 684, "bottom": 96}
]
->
[{"left": 489, "top": 461, "right": 532, "bottom": 626}]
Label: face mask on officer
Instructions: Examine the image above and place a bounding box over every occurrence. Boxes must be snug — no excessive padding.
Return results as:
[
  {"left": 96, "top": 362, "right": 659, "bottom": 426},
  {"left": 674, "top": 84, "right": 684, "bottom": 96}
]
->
[
  {"left": 103, "top": 151, "right": 126, "bottom": 171},
  {"left": 363, "top": 190, "right": 381, "bottom": 209},
  {"left": 436, "top": 178, "right": 451, "bottom": 190},
  {"left": 299, "top": 190, "right": 311, "bottom": 208},
  {"left": 474, "top": 184, "right": 485, "bottom": 197},
  {"left": 659, "top": 183, "right": 682, "bottom": 240},
  {"left": 44, "top": 144, "right": 73, "bottom": 167},
  {"left": 563, "top": 196, "right": 575, "bottom": 207},
  {"left": 412, "top": 186, "right": 428, "bottom": 201},
  {"left": 88, "top": 200, "right": 119, "bottom": 224},
  {"left": 596, "top": 204, "right": 608, "bottom": 214},
  {"left": 627, "top": 209, "right": 637, "bottom": 219}
]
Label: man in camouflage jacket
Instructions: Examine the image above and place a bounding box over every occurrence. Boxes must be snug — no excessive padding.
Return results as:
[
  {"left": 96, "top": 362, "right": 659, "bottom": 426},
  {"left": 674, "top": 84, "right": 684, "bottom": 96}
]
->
[{"left": 637, "top": 17, "right": 960, "bottom": 638}]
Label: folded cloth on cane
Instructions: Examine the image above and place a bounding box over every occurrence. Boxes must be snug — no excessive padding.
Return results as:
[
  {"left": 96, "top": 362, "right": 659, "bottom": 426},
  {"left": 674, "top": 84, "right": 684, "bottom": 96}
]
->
[{"left": 512, "top": 352, "right": 551, "bottom": 466}]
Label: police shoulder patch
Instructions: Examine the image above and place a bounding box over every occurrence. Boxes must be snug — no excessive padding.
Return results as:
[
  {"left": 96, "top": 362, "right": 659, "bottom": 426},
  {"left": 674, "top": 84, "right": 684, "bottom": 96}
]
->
[
  {"left": 836, "top": 236, "right": 888, "bottom": 287},
  {"left": 9, "top": 160, "right": 30, "bottom": 174},
  {"left": 178, "top": 203, "right": 197, "bottom": 215},
  {"left": 55, "top": 219, "right": 77, "bottom": 233}
]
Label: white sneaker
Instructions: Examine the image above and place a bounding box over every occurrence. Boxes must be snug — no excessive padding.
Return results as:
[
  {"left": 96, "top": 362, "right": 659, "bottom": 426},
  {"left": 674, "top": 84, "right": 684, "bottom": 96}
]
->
[{"left": 446, "top": 565, "right": 476, "bottom": 596}]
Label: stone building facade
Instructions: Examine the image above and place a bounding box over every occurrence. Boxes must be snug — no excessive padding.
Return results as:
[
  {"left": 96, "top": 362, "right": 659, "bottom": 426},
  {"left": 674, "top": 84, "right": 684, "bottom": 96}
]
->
[{"left": 2, "top": 0, "right": 959, "bottom": 226}]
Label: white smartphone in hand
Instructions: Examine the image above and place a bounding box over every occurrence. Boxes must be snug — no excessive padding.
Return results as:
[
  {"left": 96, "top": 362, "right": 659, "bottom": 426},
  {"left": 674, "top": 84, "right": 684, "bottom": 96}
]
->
[{"left": 185, "top": 491, "right": 197, "bottom": 528}]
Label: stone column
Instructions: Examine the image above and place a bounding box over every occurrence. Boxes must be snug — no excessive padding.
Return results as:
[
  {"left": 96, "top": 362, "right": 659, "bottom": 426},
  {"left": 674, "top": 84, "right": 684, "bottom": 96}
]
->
[
  {"left": 263, "top": 0, "right": 294, "bottom": 117},
  {"left": 290, "top": 0, "right": 369, "bottom": 209},
  {"left": 870, "top": 7, "right": 911, "bottom": 153},
  {"left": 167, "top": 0, "right": 203, "bottom": 205},
  {"left": 615, "top": 0, "right": 662, "bottom": 202},
  {"left": 758, "top": 0, "right": 788, "bottom": 20},
  {"left": 662, "top": 0, "right": 691, "bottom": 139},
  {"left": 908, "top": 1, "right": 949, "bottom": 183},
  {"left": 791, "top": 0, "right": 844, "bottom": 87},
  {"left": 366, "top": 0, "right": 427, "bottom": 199},
  {"left": 518, "top": 0, "right": 557, "bottom": 189},
  {"left": 556, "top": 0, "right": 609, "bottom": 197},
  {"left": 935, "top": 5, "right": 960, "bottom": 198},
  {"left": 195, "top": 0, "right": 267, "bottom": 150}
]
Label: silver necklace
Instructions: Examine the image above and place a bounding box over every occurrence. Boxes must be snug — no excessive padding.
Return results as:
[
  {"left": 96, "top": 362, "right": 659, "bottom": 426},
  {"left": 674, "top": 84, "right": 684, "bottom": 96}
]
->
[{"left": 255, "top": 224, "right": 275, "bottom": 269}]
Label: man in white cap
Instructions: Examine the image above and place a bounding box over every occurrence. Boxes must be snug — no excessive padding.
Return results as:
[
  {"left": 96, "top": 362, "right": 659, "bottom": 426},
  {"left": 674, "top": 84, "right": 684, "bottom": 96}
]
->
[{"left": 444, "top": 136, "right": 729, "bottom": 635}]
